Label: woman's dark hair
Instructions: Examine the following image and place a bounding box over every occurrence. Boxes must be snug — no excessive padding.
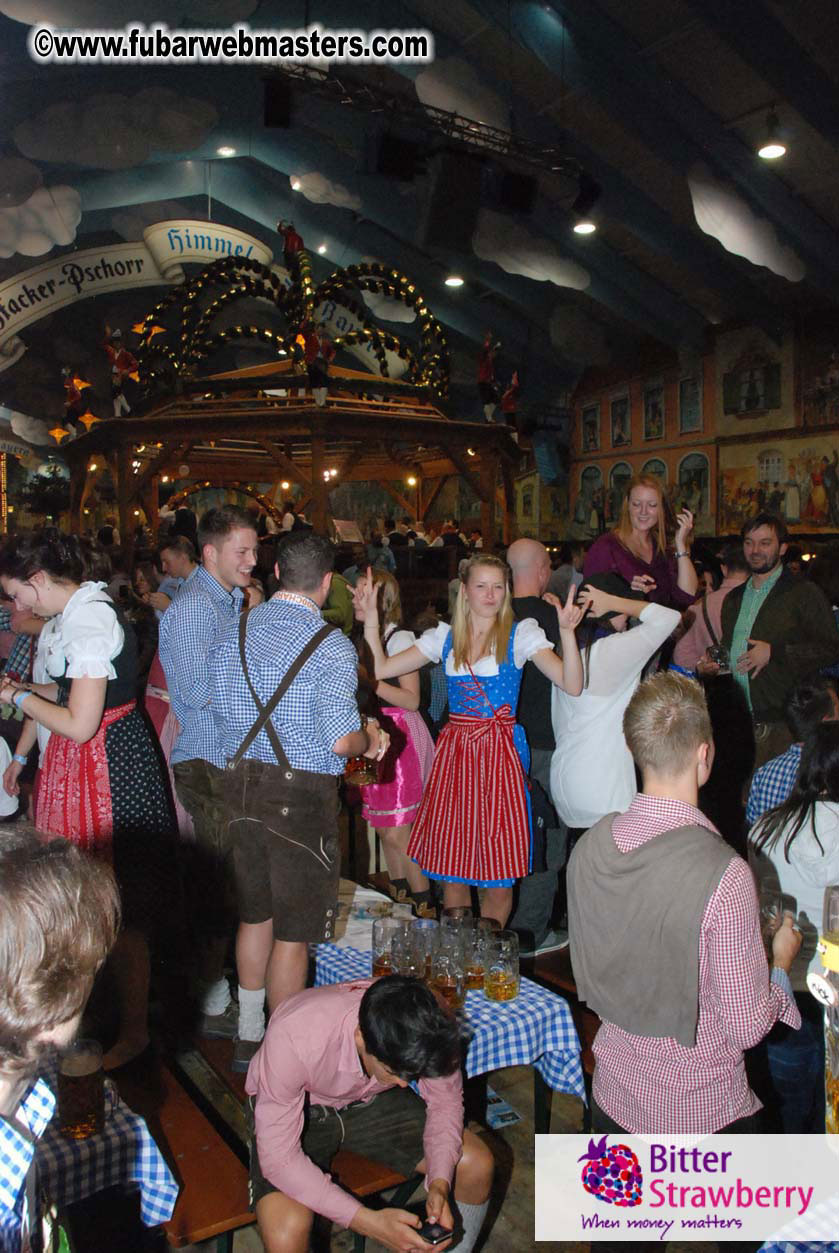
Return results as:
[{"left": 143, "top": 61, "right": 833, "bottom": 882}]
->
[
  {"left": 751, "top": 721, "right": 839, "bottom": 861},
  {"left": 358, "top": 975, "right": 461, "bottom": 1081},
  {"left": 0, "top": 528, "right": 93, "bottom": 585},
  {"left": 132, "top": 560, "right": 159, "bottom": 593}
]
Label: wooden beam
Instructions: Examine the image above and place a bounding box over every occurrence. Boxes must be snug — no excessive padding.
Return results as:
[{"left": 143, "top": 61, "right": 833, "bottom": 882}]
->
[
  {"left": 420, "top": 475, "right": 451, "bottom": 522},
  {"left": 375, "top": 480, "right": 415, "bottom": 518},
  {"left": 441, "top": 443, "right": 486, "bottom": 502},
  {"left": 310, "top": 433, "right": 328, "bottom": 535},
  {"left": 260, "top": 440, "right": 313, "bottom": 492},
  {"left": 133, "top": 440, "right": 192, "bottom": 501}
]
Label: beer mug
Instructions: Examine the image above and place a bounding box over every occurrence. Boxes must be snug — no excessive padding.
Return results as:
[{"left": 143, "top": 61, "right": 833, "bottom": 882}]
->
[
  {"left": 463, "top": 919, "right": 498, "bottom": 991},
  {"left": 372, "top": 917, "right": 409, "bottom": 977},
  {"left": 484, "top": 931, "right": 520, "bottom": 1002},
  {"left": 344, "top": 716, "right": 379, "bottom": 786},
  {"left": 431, "top": 947, "right": 465, "bottom": 1010},
  {"left": 410, "top": 917, "right": 440, "bottom": 981},
  {"left": 57, "top": 1039, "right": 116, "bottom": 1140}
]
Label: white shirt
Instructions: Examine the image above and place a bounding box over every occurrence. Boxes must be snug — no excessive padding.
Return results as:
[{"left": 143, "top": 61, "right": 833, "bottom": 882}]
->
[
  {"left": 42, "top": 582, "right": 124, "bottom": 681},
  {"left": 385, "top": 628, "right": 416, "bottom": 657},
  {"left": 550, "top": 603, "right": 681, "bottom": 827},
  {"left": 748, "top": 802, "right": 839, "bottom": 992},
  {"left": 415, "top": 619, "right": 551, "bottom": 676}
]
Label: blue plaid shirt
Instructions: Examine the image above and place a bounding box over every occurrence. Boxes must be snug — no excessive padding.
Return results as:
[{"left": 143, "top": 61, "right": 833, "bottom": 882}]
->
[
  {"left": 209, "top": 595, "right": 361, "bottom": 773},
  {"left": 0, "top": 611, "right": 34, "bottom": 684},
  {"left": 0, "top": 1077, "right": 54, "bottom": 1253},
  {"left": 159, "top": 565, "right": 244, "bottom": 768},
  {"left": 746, "top": 742, "right": 802, "bottom": 827}
]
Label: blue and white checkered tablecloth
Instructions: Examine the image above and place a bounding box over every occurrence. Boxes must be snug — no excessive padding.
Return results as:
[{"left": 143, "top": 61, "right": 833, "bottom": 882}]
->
[
  {"left": 37, "top": 1098, "right": 179, "bottom": 1227},
  {"left": 313, "top": 944, "right": 585, "bottom": 1101}
]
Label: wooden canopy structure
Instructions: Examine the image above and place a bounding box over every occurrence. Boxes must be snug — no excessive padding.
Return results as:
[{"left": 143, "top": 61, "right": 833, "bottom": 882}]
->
[{"left": 61, "top": 364, "right": 520, "bottom": 551}]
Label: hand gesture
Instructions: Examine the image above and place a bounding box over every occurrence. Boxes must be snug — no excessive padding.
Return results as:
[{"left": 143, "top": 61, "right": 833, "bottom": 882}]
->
[
  {"left": 352, "top": 568, "right": 379, "bottom": 624},
  {"left": 736, "top": 639, "right": 771, "bottom": 678},
  {"left": 147, "top": 591, "right": 171, "bottom": 613},
  {"left": 629, "top": 574, "right": 656, "bottom": 595},
  {"left": 544, "top": 583, "right": 584, "bottom": 631},
  {"left": 675, "top": 508, "right": 694, "bottom": 550},
  {"left": 772, "top": 911, "right": 803, "bottom": 972},
  {"left": 577, "top": 583, "right": 605, "bottom": 619}
]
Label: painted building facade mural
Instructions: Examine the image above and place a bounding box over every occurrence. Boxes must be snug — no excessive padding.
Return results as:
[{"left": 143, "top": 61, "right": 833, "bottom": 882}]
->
[{"left": 719, "top": 436, "right": 839, "bottom": 533}]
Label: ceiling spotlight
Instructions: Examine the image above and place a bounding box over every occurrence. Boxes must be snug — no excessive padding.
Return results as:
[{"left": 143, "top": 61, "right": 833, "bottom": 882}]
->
[
  {"left": 216, "top": 146, "right": 236, "bottom": 157},
  {"left": 757, "top": 109, "right": 786, "bottom": 160},
  {"left": 407, "top": 475, "right": 417, "bottom": 486},
  {"left": 290, "top": 177, "right": 301, "bottom": 191},
  {"left": 281, "top": 480, "right": 290, "bottom": 490},
  {"left": 444, "top": 274, "right": 464, "bottom": 287},
  {"left": 317, "top": 243, "right": 327, "bottom": 254},
  {"left": 572, "top": 172, "right": 601, "bottom": 234},
  {"left": 467, "top": 447, "right": 476, "bottom": 457}
]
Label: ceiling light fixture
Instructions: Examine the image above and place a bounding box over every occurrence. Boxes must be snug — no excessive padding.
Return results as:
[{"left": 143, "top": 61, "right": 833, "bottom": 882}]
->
[
  {"left": 290, "top": 177, "right": 301, "bottom": 190},
  {"left": 407, "top": 475, "right": 417, "bottom": 486},
  {"left": 757, "top": 109, "right": 786, "bottom": 160},
  {"left": 572, "top": 172, "right": 601, "bottom": 234},
  {"left": 444, "top": 274, "right": 464, "bottom": 287},
  {"left": 281, "top": 480, "right": 290, "bottom": 490},
  {"left": 317, "top": 243, "right": 327, "bottom": 254},
  {"left": 216, "top": 145, "right": 236, "bottom": 157}
]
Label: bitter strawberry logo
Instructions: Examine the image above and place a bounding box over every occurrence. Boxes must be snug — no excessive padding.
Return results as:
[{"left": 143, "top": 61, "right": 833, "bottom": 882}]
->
[{"left": 578, "top": 1135, "right": 643, "bottom": 1207}]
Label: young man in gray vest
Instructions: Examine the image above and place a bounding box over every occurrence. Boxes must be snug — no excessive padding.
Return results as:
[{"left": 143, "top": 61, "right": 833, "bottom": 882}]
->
[{"left": 568, "top": 671, "right": 801, "bottom": 1138}]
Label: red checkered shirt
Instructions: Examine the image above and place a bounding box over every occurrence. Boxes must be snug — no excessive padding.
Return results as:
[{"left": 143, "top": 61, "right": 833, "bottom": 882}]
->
[{"left": 591, "top": 793, "right": 801, "bottom": 1134}]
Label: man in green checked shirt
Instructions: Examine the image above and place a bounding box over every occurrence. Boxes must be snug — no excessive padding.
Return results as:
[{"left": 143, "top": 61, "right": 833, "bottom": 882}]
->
[{"left": 705, "top": 513, "right": 839, "bottom": 769}]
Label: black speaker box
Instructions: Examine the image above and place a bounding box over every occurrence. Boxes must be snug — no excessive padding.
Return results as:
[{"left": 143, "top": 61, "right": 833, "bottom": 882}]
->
[
  {"left": 263, "top": 80, "right": 293, "bottom": 128},
  {"left": 417, "top": 151, "right": 483, "bottom": 252},
  {"left": 498, "top": 170, "right": 538, "bottom": 214},
  {"left": 375, "top": 133, "right": 425, "bottom": 181}
]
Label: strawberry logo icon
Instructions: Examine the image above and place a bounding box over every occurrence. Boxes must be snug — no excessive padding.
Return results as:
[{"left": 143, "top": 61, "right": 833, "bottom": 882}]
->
[{"left": 578, "top": 1134, "right": 643, "bottom": 1207}]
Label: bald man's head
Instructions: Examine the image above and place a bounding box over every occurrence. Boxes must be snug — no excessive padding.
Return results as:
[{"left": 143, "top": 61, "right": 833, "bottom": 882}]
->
[{"left": 507, "top": 538, "right": 551, "bottom": 597}]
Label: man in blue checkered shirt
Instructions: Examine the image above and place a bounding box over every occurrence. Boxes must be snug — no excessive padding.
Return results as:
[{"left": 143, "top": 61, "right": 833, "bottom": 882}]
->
[
  {"left": 209, "top": 532, "right": 389, "bottom": 1072},
  {"left": 0, "top": 825, "right": 118, "bottom": 1253},
  {"left": 746, "top": 675, "right": 839, "bottom": 827},
  {"left": 158, "top": 505, "right": 258, "bottom": 1041}
]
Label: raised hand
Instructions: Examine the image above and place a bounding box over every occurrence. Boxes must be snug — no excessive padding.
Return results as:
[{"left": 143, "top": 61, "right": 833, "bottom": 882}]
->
[
  {"left": 351, "top": 567, "right": 378, "bottom": 623},
  {"left": 675, "top": 508, "right": 694, "bottom": 550},
  {"left": 544, "top": 583, "right": 584, "bottom": 631}
]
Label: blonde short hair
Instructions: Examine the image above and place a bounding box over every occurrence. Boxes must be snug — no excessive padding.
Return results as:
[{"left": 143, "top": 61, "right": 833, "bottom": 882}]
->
[{"left": 622, "top": 671, "right": 712, "bottom": 777}]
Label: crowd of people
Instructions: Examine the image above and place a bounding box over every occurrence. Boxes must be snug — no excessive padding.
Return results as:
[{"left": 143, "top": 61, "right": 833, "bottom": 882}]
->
[{"left": 2, "top": 470, "right": 839, "bottom": 1252}]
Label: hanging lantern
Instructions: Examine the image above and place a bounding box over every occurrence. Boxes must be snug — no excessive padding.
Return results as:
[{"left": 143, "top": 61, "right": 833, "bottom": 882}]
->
[
  {"left": 77, "top": 410, "right": 100, "bottom": 431},
  {"left": 49, "top": 426, "right": 69, "bottom": 444}
]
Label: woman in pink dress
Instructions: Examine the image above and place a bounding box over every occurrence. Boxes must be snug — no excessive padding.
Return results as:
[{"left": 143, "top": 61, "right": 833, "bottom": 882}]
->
[{"left": 354, "top": 571, "right": 435, "bottom": 916}]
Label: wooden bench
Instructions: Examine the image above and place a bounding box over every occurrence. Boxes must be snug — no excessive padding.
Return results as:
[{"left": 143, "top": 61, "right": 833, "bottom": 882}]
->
[
  {"left": 116, "top": 1062, "right": 254, "bottom": 1252},
  {"left": 523, "top": 945, "right": 600, "bottom": 1131}
]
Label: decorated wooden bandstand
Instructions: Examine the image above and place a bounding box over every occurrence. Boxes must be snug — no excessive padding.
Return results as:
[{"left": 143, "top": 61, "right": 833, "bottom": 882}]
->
[{"left": 57, "top": 250, "right": 519, "bottom": 551}]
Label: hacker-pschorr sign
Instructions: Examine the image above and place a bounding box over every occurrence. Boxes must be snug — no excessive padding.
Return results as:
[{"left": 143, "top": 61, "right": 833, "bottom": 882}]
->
[{"left": 0, "top": 220, "right": 273, "bottom": 372}]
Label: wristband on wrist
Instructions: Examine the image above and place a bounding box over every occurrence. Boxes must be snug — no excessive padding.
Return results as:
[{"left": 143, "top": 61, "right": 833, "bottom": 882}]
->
[
  {"left": 675, "top": 550, "right": 689, "bottom": 558},
  {"left": 12, "top": 753, "right": 26, "bottom": 766},
  {"left": 12, "top": 690, "right": 29, "bottom": 710}
]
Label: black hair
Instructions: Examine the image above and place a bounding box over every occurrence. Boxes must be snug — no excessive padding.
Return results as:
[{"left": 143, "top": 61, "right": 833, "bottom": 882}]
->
[
  {"left": 358, "top": 975, "right": 461, "bottom": 1081},
  {"left": 752, "top": 721, "right": 839, "bottom": 860},
  {"left": 281, "top": 499, "right": 296, "bottom": 515},
  {"left": 718, "top": 541, "right": 749, "bottom": 574},
  {"left": 785, "top": 676, "right": 838, "bottom": 743},
  {"left": 384, "top": 517, "right": 396, "bottom": 530},
  {"left": 197, "top": 505, "right": 254, "bottom": 553},
  {"left": 0, "top": 527, "right": 90, "bottom": 584},
  {"left": 274, "top": 530, "right": 334, "bottom": 592},
  {"left": 742, "top": 511, "right": 788, "bottom": 543}
]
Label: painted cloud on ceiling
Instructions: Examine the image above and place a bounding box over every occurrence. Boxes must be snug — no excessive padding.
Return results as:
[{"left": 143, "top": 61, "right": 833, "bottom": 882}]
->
[
  {"left": 0, "top": 0, "right": 255, "bottom": 23},
  {"left": 473, "top": 209, "right": 590, "bottom": 290},
  {"left": 0, "top": 185, "right": 81, "bottom": 258},
  {"left": 111, "top": 199, "right": 193, "bottom": 241},
  {"left": 549, "top": 303, "right": 609, "bottom": 367},
  {"left": 15, "top": 88, "right": 218, "bottom": 171},
  {"left": 0, "top": 405, "right": 51, "bottom": 446},
  {"left": 359, "top": 257, "right": 416, "bottom": 325},
  {"left": 688, "top": 164, "right": 805, "bottom": 283},
  {"left": 290, "top": 172, "right": 361, "bottom": 213},
  {"left": 415, "top": 57, "right": 508, "bottom": 134}
]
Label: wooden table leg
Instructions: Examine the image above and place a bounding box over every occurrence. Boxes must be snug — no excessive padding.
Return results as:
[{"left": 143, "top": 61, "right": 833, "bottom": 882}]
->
[{"left": 533, "top": 1069, "right": 552, "bottom": 1135}]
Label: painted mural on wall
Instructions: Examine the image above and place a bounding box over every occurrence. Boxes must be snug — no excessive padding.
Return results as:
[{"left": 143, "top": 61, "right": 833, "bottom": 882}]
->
[
  {"left": 714, "top": 328, "right": 794, "bottom": 438},
  {"left": 719, "top": 435, "right": 839, "bottom": 533},
  {"left": 801, "top": 319, "right": 839, "bottom": 427}
]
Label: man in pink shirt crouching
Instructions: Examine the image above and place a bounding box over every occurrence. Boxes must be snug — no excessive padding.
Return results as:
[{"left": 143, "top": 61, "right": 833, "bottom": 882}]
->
[{"left": 246, "top": 975, "right": 494, "bottom": 1253}]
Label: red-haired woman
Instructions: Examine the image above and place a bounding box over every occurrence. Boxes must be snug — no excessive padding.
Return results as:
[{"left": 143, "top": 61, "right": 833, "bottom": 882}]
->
[{"left": 584, "top": 475, "right": 698, "bottom": 610}]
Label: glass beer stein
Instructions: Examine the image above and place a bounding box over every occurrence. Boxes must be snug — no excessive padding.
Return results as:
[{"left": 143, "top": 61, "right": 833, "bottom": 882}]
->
[{"left": 484, "top": 930, "right": 520, "bottom": 1002}]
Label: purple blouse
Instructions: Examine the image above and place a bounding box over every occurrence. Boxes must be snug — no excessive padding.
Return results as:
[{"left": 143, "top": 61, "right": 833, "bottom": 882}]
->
[{"left": 583, "top": 531, "right": 696, "bottom": 610}]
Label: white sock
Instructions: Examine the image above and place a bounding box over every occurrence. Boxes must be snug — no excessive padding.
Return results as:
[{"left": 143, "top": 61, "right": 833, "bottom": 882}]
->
[
  {"left": 454, "top": 1199, "right": 490, "bottom": 1253},
  {"left": 238, "top": 986, "right": 266, "bottom": 1042},
  {"left": 200, "top": 977, "right": 231, "bottom": 1017}
]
